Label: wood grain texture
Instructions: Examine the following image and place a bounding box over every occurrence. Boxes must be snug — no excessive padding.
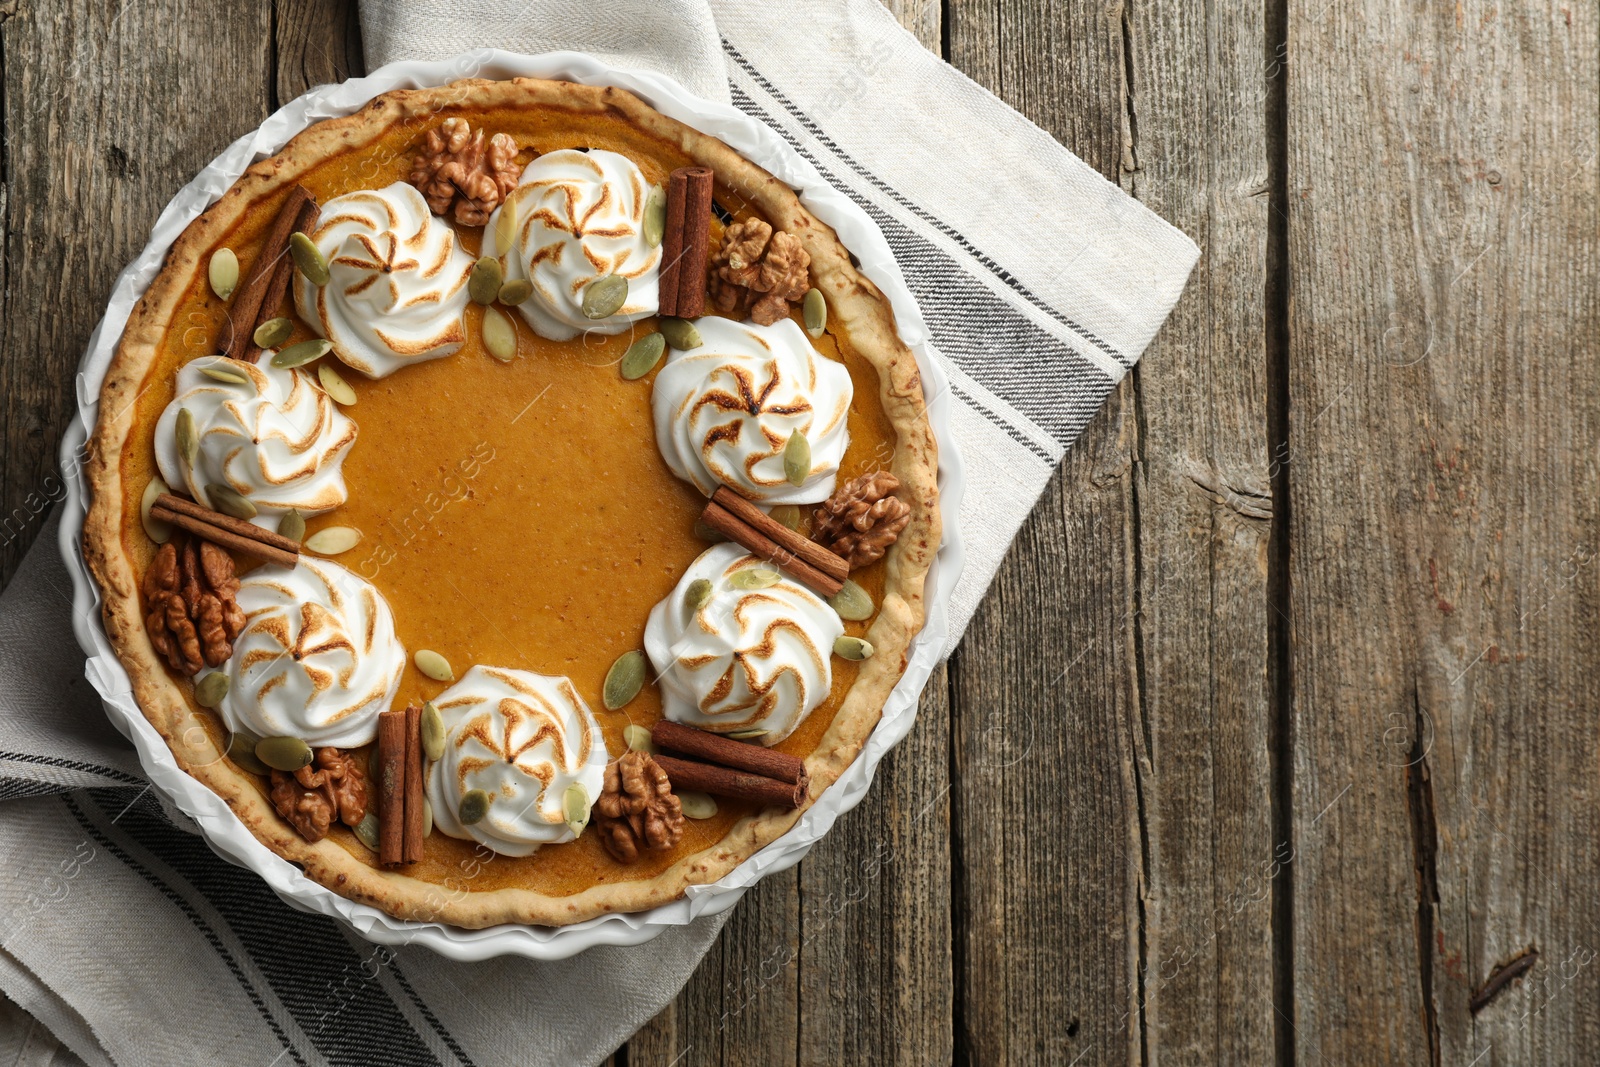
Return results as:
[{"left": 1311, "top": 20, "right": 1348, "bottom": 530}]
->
[
  {"left": 0, "top": 0, "right": 271, "bottom": 586},
  {"left": 1286, "top": 1, "right": 1600, "bottom": 1062},
  {"left": 945, "top": 0, "right": 1275, "bottom": 1062},
  {"left": 272, "top": 0, "right": 365, "bottom": 104},
  {"left": 942, "top": 5, "right": 1143, "bottom": 1057},
  {"left": 1123, "top": 0, "right": 1278, "bottom": 1061}
]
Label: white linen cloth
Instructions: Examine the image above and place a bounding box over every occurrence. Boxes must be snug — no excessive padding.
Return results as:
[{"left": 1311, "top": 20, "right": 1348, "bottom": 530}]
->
[{"left": 0, "top": 1, "right": 1197, "bottom": 1064}]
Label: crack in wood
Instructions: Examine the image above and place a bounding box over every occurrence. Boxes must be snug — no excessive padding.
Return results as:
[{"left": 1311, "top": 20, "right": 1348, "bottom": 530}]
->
[
  {"left": 1183, "top": 464, "right": 1273, "bottom": 521},
  {"left": 1469, "top": 948, "right": 1539, "bottom": 1015},
  {"left": 1405, "top": 686, "right": 1441, "bottom": 1067}
]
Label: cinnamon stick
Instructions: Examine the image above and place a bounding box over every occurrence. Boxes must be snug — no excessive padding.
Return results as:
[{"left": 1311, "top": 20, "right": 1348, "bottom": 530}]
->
[
  {"left": 377, "top": 709, "right": 407, "bottom": 867},
  {"left": 711, "top": 487, "right": 849, "bottom": 582},
  {"left": 402, "top": 703, "right": 425, "bottom": 864},
  {"left": 674, "top": 167, "right": 714, "bottom": 318},
  {"left": 701, "top": 501, "right": 843, "bottom": 597},
  {"left": 154, "top": 494, "right": 300, "bottom": 555},
  {"left": 652, "top": 720, "right": 809, "bottom": 787},
  {"left": 654, "top": 754, "right": 807, "bottom": 810},
  {"left": 241, "top": 199, "right": 321, "bottom": 364},
  {"left": 151, "top": 506, "right": 299, "bottom": 570},
  {"left": 225, "top": 185, "right": 313, "bottom": 361},
  {"left": 657, "top": 169, "right": 689, "bottom": 318}
]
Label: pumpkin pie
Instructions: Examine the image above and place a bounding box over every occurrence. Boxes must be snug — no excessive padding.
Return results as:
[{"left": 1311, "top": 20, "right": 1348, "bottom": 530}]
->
[{"left": 82, "top": 78, "right": 938, "bottom": 928}]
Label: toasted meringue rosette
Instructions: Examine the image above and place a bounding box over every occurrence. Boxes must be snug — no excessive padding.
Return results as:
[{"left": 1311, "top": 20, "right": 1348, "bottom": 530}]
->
[
  {"left": 428, "top": 666, "right": 610, "bottom": 857},
  {"left": 652, "top": 317, "right": 852, "bottom": 505},
  {"left": 219, "top": 558, "right": 406, "bottom": 748},
  {"left": 295, "top": 182, "right": 474, "bottom": 378},
  {"left": 482, "top": 149, "right": 661, "bottom": 341},
  {"left": 644, "top": 543, "right": 844, "bottom": 745},
  {"left": 153, "top": 356, "right": 356, "bottom": 530}
]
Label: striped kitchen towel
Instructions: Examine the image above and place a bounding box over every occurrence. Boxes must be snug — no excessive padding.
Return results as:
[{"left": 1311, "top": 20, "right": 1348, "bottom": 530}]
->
[{"left": 0, "top": 1, "right": 1196, "bottom": 1064}]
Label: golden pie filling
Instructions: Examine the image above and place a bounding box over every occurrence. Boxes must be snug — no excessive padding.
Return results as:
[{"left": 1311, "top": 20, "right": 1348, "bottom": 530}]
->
[{"left": 88, "top": 80, "right": 937, "bottom": 925}]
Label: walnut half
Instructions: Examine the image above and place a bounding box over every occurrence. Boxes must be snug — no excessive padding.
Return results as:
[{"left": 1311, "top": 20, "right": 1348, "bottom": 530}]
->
[
  {"left": 408, "top": 117, "right": 520, "bottom": 226},
  {"left": 812, "top": 471, "right": 912, "bottom": 570},
  {"left": 269, "top": 747, "right": 368, "bottom": 844},
  {"left": 709, "top": 218, "right": 812, "bottom": 326},
  {"left": 593, "top": 751, "right": 685, "bottom": 863},
  {"left": 143, "top": 537, "right": 246, "bottom": 674}
]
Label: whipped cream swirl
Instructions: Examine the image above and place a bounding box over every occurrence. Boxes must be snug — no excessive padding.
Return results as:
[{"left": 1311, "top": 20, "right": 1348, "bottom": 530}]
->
[
  {"left": 482, "top": 149, "right": 660, "bottom": 341},
  {"left": 220, "top": 558, "right": 405, "bottom": 748},
  {"left": 154, "top": 356, "right": 356, "bottom": 530},
  {"left": 428, "top": 666, "right": 610, "bottom": 857},
  {"left": 644, "top": 543, "right": 843, "bottom": 745},
  {"left": 652, "top": 317, "right": 853, "bottom": 504},
  {"left": 294, "top": 181, "right": 473, "bottom": 378}
]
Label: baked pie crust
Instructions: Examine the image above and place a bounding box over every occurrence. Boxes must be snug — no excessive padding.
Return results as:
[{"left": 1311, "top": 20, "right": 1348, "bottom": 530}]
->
[{"left": 82, "top": 78, "right": 938, "bottom": 928}]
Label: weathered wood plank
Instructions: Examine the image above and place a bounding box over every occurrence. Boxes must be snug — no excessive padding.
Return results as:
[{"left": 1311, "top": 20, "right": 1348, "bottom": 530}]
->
[
  {"left": 794, "top": 676, "right": 953, "bottom": 1065},
  {"left": 273, "top": 0, "right": 365, "bottom": 104},
  {"left": 947, "top": 420, "right": 1143, "bottom": 1067},
  {"left": 1123, "top": 0, "right": 1278, "bottom": 1062},
  {"left": 947, "top": 0, "right": 1279, "bottom": 1063},
  {"left": 0, "top": 0, "right": 273, "bottom": 587},
  {"left": 1287, "top": 1, "right": 1600, "bottom": 1062},
  {"left": 944, "top": 0, "right": 1142, "bottom": 1061}
]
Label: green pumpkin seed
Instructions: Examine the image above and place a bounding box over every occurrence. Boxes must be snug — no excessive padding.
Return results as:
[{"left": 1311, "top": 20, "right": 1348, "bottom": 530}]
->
[
  {"left": 209, "top": 248, "right": 239, "bottom": 300},
  {"left": 581, "top": 274, "right": 628, "bottom": 319},
  {"left": 194, "top": 671, "right": 229, "bottom": 709},
  {"left": 459, "top": 788, "right": 491, "bottom": 825},
  {"left": 726, "top": 727, "right": 769, "bottom": 740},
  {"left": 421, "top": 796, "right": 433, "bottom": 838},
  {"left": 206, "top": 483, "right": 258, "bottom": 520},
  {"left": 415, "top": 649, "right": 454, "bottom": 682},
  {"left": 271, "top": 338, "right": 332, "bottom": 369},
  {"left": 684, "top": 578, "right": 714, "bottom": 614},
  {"left": 175, "top": 407, "right": 199, "bottom": 467},
  {"left": 253, "top": 317, "right": 293, "bottom": 349},
  {"left": 728, "top": 564, "right": 781, "bottom": 590},
  {"left": 642, "top": 185, "right": 666, "bottom": 247},
  {"left": 603, "top": 650, "right": 647, "bottom": 710},
  {"left": 468, "top": 256, "right": 503, "bottom": 305},
  {"left": 353, "top": 812, "right": 381, "bottom": 852},
  {"left": 227, "top": 732, "right": 269, "bottom": 775},
  {"left": 803, "top": 287, "right": 826, "bottom": 337},
  {"left": 783, "top": 430, "right": 811, "bottom": 487},
  {"left": 317, "top": 362, "right": 357, "bottom": 405},
  {"left": 200, "top": 365, "right": 248, "bottom": 385},
  {"left": 770, "top": 504, "right": 801, "bottom": 531},
  {"left": 620, "top": 333, "right": 666, "bottom": 380},
  {"left": 833, "top": 636, "right": 875, "bottom": 661},
  {"left": 483, "top": 305, "right": 517, "bottom": 361},
  {"left": 305, "top": 526, "right": 360, "bottom": 555},
  {"left": 140, "top": 476, "right": 172, "bottom": 544},
  {"left": 693, "top": 517, "right": 726, "bottom": 543},
  {"left": 564, "top": 783, "right": 591, "bottom": 836},
  {"left": 278, "top": 509, "right": 306, "bottom": 543},
  {"left": 256, "top": 735, "right": 313, "bottom": 772},
  {"left": 498, "top": 278, "right": 533, "bottom": 306},
  {"left": 624, "top": 724, "right": 656, "bottom": 753},
  {"left": 658, "top": 317, "right": 702, "bottom": 350},
  {"left": 829, "top": 579, "right": 874, "bottom": 621},
  {"left": 677, "top": 791, "right": 718, "bottom": 820},
  {"left": 420, "top": 702, "right": 445, "bottom": 762},
  {"left": 493, "top": 198, "right": 518, "bottom": 253},
  {"left": 290, "top": 231, "right": 329, "bottom": 286}
]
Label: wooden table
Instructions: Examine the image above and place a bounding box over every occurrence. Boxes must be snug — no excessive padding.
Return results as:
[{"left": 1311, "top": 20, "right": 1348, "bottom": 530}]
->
[{"left": 2, "top": 1, "right": 1594, "bottom": 1062}]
